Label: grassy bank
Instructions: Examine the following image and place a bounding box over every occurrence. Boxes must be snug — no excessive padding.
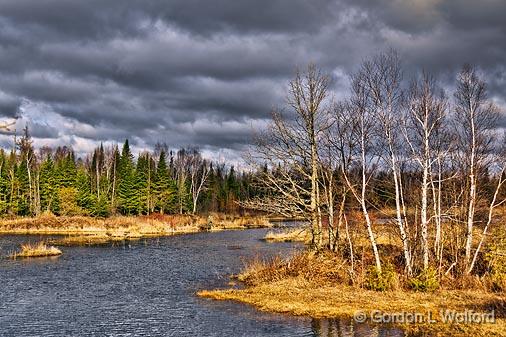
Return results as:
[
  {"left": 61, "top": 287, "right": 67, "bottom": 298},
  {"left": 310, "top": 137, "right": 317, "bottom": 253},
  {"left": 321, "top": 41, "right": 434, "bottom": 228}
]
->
[
  {"left": 199, "top": 279, "right": 505, "bottom": 336},
  {"left": 198, "top": 250, "right": 506, "bottom": 336},
  {"left": 0, "top": 213, "right": 273, "bottom": 244}
]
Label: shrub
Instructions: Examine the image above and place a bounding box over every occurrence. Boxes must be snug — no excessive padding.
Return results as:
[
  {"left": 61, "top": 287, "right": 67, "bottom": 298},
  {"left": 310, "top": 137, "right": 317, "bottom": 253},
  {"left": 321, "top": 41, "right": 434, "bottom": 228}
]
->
[
  {"left": 483, "top": 231, "right": 506, "bottom": 292},
  {"left": 409, "top": 268, "right": 439, "bottom": 292},
  {"left": 238, "top": 250, "right": 348, "bottom": 286},
  {"left": 58, "top": 187, "right": 85, "bottom": 216},
  {"left": 365, "top": 263, "right": 398, "bottom": 291}
]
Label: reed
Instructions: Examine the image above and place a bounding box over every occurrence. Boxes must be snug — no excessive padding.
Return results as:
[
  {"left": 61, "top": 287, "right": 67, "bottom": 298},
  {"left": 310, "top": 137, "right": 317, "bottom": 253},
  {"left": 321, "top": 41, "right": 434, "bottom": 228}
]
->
[
  {"left": 0, "top": 213, "right": 273, "bottom": 240},
  {"left": 263, "top": 228, "right": 310, "bottom": 243},
  {"left": 11, "top": 242, "right": 62, "bottom": 258}
]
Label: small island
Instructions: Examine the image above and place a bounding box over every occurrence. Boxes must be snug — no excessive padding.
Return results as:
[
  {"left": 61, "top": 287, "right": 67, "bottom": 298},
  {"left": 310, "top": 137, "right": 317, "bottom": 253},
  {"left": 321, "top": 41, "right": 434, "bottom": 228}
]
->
[{"left": 11, "top": 242, "right": 62, "bottom": 258}]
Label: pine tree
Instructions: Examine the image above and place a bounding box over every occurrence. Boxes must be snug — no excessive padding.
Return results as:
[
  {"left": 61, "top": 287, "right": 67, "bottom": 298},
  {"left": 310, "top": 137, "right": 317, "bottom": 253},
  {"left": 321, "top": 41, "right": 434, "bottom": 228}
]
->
[
  {"left": 117, "top": 139, "right": 137, "bottom": 215},
  {"left": 94, "top": 194, "right": 110, "bottom": 217},
  {"left": 225, "top": 166, "right": 239, "bottom": 213},
  {"left": 0, "top": 135, "right": 258, "bottom": 217},
  {"left": 0, "top": 150, "right": 9, "bottom": 213},
  {"left": 135, "top": 152, "right": 151, "bottom": 214},
  {"left": 39, "top": 155, "right": 57, "bottom": 213},
  {"left": 16, "top": 156, "right": 30, "bottom": 215},
  {"left": 76, "top": 166, "right": 94, "bottom": 214},
  {"left": 55, "top": 151, "right": 77, "bottom": 188},
  {"left": 153, "top": 150, "right": 177, "bottom": 214}
]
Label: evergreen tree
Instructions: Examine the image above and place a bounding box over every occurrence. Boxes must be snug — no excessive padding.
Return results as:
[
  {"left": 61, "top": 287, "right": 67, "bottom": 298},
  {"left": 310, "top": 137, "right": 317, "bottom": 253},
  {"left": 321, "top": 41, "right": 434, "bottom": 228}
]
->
[
  {"left": 39, "top": 156, "right": 57, "bottom": 213},
  {"left": 0, "top": 136, "right": 259, "bottom": 217},
  {"left": 93, "top": 194, "right": 110, "bottom": 217},
  {"left": 76, "top": 166, "right": 94, "bottom": 214},
  {"left": 53, "top": 147, "right": 76, "bottom": 187},
  {"left": 135, "top": 152, "right": 150, "bottom": 214},
  {"left": 153, "top": 150, "right": 177, "bottom": 214},
  {"left": 15, "top": 156, "right": 30, "bottom": 215},
  {"left": 225, "top": 166, "right": 239, "bottom": 213},
  {"left": 117, "top": 139, "right": 137, "bottom": 215},
  {"left": 0, "top": 150, "right": 9, "bottom": 213},
  {"left": 5, "top": 150, "right": 18, "bottom": 215}
]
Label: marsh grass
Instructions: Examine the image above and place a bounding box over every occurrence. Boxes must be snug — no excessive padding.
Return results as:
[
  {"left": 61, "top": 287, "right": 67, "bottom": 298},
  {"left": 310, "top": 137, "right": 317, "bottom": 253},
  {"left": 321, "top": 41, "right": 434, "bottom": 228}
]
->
[
  {"left": 11, "top": 242, "right": 62, "bottom": 258},
  {"left": 200, "top": 220, "right": 506, "bottom": 337},
  {"left": 199, "top": 279, "right": 506, "bottom": 336},
  {"left": 199, "top": 250, "right": 506, "bottom": 336},
  {"left": 0, "top": 213, "right": 272, "bottom": 243},
  {"left": 263, "top": 228, "right": 310, "bottom": 243}
]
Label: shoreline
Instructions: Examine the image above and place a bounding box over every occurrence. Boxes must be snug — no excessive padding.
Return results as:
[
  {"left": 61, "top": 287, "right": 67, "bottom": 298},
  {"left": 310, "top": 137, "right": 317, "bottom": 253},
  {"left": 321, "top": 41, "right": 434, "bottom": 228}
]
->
[
  {"left": 0, "top": 213, "right": 275, "bottom": 244},
  {"left": 198, "top": 279, "right": 506, "bottom": 336},
  {"left": 197, "top": 247, "right": 506, "bottom": 336}
]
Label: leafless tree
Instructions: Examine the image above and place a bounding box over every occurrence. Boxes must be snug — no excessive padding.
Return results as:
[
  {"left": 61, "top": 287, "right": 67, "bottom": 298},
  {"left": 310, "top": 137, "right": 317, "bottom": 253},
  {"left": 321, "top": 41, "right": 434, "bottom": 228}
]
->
[
  {"left": 468, "top": 145, "right": 506, "bottom": 273},
  {"left": 358, "top": 50, "right": 413, "bottom": 275},
  {"left": 340, "top": 68, "right": 383, "bottom": 273},
  {"left": 454, "top": 64, "right": 499, "bottom": 271},
  {"left": 244, "top": 64, "right": 330, "bottom": 249},
  {"left": 326, "top": 102, "right": 357, "bottom": 252},
  {"left": 187, "top": 149, "right": 210, "bottom": 214},
  {"left": 240, "top": 57, "right": 504, "bottom": 280},
  {"left": 174, "top": 148, "right": 191, "bottom": 214},
  {"left": 404, "top": 72, "right": 447, "bottom": 271}
]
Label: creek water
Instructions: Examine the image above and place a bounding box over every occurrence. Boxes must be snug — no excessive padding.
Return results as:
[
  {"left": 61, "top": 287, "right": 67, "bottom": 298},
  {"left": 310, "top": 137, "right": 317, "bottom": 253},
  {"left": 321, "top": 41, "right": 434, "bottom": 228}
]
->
[{"left": 0, "top": 229, "right": 405, "bottom": 337}]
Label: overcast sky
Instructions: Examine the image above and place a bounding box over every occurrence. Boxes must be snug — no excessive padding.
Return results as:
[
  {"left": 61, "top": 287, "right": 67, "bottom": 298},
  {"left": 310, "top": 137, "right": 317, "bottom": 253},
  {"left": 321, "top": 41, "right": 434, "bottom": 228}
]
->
[{"left": 0, "top": 0, "right": 505, "bottom": 163}]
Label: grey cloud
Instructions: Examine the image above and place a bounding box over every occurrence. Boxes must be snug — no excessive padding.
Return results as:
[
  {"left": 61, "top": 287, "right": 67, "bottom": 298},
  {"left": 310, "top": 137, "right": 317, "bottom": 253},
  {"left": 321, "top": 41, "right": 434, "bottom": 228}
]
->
[
  {"left": 27, "top": 120, "right": 59, "bottom": 139},
  {"left": 0, "top": 0, "right": 504, "bottom": 158},
  {"left": 0, "top": 92, "right": 21, "bottom": 117}
]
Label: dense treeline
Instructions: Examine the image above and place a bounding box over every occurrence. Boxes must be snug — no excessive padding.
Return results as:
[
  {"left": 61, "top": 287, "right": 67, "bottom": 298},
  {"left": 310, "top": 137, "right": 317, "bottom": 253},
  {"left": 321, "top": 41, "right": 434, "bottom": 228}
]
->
[
  {"left": 0, "top": 134, "right": 255, "bottom": 217},
  {"left": 246, "top": 50, "right": 506, "bottom": 282}
]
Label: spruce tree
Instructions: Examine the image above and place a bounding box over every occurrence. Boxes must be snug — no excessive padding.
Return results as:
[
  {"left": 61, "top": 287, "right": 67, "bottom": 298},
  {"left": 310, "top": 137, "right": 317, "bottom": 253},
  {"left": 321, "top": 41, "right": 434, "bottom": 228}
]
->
[
  {"left": 117, "top": 139, "right": 137, "bottom": 215},
  {"left": 135, "top": 153, "right": 150, "bottom": 214},
  {"left": 39, "top": 156, "right": 57, "bottom": 213},
  {"left": 153, "top": 150, "right": 177, "bottom": 214},
  {"left": 15, "top": 157, "right": 30, "bottom": 215},
  {"left": 0, "top": 150, "right": 9, "bottom": 213},
  {"left": 76, "top": 166, "right": 94, "bottom": 214}
]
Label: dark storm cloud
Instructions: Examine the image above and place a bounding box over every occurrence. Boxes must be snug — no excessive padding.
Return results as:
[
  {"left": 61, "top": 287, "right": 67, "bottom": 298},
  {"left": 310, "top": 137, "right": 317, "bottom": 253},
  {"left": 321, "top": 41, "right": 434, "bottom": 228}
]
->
[
  {"left": 0, "top": 0, "right": 505, "bottom": 158},
  {"left": 0, "top": 0, "right": 340, "bottom": 38},
  {"left": 0, "top": 92, "right": 21, "bottom": 117}
]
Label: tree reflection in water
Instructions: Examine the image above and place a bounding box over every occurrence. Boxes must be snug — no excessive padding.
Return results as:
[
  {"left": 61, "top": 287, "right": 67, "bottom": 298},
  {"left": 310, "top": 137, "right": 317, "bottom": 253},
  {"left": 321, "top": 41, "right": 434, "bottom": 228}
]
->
[{"left": 311, "top": 318, "right": 406, "bottom": 337}]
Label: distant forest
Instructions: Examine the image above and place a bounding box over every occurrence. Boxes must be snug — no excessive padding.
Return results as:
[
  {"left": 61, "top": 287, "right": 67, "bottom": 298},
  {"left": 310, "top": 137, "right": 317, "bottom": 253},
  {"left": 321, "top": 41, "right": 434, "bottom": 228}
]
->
[{"left": 0, "top": 130, "right": 257, "bottom": 217}]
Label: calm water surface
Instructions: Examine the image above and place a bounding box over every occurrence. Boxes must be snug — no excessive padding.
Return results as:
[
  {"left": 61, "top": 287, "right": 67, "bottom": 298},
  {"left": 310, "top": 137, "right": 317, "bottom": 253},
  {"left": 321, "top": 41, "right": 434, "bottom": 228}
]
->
[{"left": 0, "top": 229, "right": 405, "bottom": 337}]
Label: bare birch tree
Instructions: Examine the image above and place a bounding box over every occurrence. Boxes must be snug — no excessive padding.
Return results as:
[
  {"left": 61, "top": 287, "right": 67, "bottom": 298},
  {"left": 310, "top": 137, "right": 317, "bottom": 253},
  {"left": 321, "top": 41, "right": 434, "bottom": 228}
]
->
[
  {"left": 454, "top": 64, "right": 499, "bottom": 271},
  {"left": 468, "top": 146, "right": 506, "bottom": 273},
  {"left": 404, "top": 73, "right": 447, "bottom": 271},
  {"left": 340, "top": 69, "right": 383, "bottom": 273},
  {"left": 175, "top": 148, "right": 191, "bottom": 214},
  {"left": 187, "top": 149, "right": 210, "bottom": 214},
  {"left": 360, "top": 51, "right": 413, "bottom": 275}
]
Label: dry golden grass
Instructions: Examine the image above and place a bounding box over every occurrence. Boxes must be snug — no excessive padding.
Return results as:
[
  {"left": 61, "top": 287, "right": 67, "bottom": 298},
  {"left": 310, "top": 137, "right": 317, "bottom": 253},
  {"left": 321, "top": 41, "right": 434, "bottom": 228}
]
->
[
  {"left": 0, "top": 213, "right": 272, "bottom": 243},
  {"left": 236, "top": 251, "right": 348, "bottom": 285},
  {"left": 11, "top": 242, "right": 62, "bottom": 258},
  {"left": 199, "top": 279, "right": 506, "bottom": 336},
  {"left": 50, "top": 234, "right": 145, "bottom": 246},
  {"left": 263, "top": 227, "right": 310, "bottom": 243},
  {"left": 199, "top": 249, "right": 506, "bottom": 336},
  {"left": 207, "top": 213, "right": 272, "bottom": 229}
]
